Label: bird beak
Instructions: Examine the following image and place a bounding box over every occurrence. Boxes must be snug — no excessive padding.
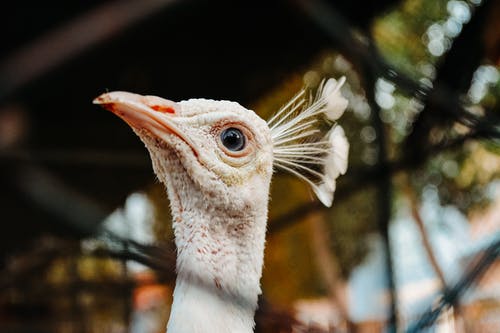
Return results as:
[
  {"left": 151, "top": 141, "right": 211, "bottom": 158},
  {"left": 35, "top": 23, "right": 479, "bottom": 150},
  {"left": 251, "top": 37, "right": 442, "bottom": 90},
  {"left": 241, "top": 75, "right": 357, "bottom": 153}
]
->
[{"left": 93, "top": 91, "right": 198, "bottom": 156}]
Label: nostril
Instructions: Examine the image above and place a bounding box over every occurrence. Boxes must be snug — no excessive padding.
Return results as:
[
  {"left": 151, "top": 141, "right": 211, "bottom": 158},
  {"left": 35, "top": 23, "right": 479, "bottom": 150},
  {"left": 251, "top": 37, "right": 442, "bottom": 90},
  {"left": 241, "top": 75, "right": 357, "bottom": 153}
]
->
[
  {"left": 142, "top": 95, "right": 178, "bottom": 114},
  {"left": 150, "top": 104, "right": 176, "bottom": 114}
]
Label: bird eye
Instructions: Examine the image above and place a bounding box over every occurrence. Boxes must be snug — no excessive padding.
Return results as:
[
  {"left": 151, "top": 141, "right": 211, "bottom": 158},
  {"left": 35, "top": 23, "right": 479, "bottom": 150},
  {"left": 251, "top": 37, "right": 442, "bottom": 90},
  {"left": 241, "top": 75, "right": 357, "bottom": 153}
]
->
[{"left": 220, "top": 127, "right": 246, "bottom": 151}]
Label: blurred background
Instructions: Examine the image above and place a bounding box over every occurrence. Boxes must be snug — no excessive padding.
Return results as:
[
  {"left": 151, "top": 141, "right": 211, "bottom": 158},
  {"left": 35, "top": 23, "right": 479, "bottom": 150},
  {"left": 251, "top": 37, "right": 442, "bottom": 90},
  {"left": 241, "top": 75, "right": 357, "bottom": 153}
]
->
[{"left": 1, "top": 0, "right": 499, "bottom": 332}]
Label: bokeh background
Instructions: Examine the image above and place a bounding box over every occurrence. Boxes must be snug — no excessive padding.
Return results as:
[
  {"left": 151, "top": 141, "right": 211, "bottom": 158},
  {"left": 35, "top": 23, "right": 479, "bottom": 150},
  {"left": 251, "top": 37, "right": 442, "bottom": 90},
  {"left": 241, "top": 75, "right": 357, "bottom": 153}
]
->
[{"left": 1, "top": 0, "right": 499, "bottom": 332}]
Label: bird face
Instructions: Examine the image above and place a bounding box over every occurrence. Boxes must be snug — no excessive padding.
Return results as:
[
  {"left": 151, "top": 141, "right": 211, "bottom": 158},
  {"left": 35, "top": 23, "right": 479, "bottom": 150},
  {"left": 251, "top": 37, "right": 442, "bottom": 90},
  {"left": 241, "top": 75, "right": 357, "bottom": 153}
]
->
[{"left": 94, "top": 92, "right": 274, "bottom": 214}]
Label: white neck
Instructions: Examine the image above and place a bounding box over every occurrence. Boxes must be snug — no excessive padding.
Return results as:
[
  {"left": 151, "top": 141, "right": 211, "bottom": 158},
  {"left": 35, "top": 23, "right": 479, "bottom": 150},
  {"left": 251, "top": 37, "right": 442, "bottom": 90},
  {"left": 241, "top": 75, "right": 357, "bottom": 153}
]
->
[
  {"left": 164, "top": 175, "right": 269, "bottom": 333},
  {"left": 167, "top": 275, "right": 258, "bottom": 333}
]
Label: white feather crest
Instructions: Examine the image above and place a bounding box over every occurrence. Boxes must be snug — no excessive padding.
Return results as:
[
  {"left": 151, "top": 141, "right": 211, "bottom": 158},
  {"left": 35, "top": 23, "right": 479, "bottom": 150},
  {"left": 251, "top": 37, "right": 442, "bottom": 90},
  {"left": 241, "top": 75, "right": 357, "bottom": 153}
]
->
[{"left": 268, "top": 77, "right": 349, "bottom": 207}]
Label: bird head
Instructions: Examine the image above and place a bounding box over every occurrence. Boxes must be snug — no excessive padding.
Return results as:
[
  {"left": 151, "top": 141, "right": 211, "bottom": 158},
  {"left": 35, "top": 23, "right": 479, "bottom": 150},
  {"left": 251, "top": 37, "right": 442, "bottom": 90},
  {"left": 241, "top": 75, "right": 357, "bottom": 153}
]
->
[
  {"left": 94, "top": 79, "right": 349, "bottom": 332},
  {"left": 94, "top": 77, "right": 350, "bottom": 217},
  {"left": 94, "top": 92, "right": 274, "bottom": 217}
]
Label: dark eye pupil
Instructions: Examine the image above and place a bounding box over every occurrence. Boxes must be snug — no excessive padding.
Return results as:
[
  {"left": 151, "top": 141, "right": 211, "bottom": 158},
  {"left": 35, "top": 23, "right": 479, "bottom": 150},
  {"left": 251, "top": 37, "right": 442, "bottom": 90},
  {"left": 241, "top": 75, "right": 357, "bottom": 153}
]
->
[{"left": 221, "top": 127, "right": 246, "bottom": 151}]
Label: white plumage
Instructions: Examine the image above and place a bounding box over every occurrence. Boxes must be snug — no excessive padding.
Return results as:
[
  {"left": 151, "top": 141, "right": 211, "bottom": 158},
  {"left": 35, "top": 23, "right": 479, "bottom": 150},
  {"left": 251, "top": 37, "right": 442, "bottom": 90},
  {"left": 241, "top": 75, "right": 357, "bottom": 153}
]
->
[
  {"left": 94, "top": 77, "right": 349, "bottom": 332},
  {"left": 271, "top": 77, "right": 349, "bottom": 206}
]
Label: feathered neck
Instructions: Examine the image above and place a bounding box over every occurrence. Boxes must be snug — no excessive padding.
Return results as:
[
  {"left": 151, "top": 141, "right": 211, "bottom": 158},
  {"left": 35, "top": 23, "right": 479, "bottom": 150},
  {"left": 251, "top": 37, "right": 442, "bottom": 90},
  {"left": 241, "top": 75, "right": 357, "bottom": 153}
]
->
[{"left": 158, "top": 150, "right": 270, "bottom": 333}]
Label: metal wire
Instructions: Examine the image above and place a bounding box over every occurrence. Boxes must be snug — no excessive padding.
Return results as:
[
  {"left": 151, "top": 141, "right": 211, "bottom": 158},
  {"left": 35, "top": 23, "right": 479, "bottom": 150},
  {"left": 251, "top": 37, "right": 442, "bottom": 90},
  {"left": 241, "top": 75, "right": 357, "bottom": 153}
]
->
[{"left": 406, "top": 236, "right": 500, "bottom": 332}]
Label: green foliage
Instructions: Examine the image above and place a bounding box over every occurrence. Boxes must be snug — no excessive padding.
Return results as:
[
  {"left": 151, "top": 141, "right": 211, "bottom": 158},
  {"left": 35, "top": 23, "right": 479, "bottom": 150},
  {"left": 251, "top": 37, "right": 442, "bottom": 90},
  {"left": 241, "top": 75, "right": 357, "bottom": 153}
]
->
[{"left": 260, "top": 0, "right": 500, "bottom": 305}]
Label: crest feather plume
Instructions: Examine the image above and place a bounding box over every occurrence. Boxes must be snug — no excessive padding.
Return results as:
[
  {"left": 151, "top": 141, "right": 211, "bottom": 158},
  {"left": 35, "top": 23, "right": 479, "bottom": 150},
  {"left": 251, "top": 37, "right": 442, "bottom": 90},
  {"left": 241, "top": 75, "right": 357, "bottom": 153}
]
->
[{"left": 268, "top": 77, "right": 349, "bottom": 207}]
